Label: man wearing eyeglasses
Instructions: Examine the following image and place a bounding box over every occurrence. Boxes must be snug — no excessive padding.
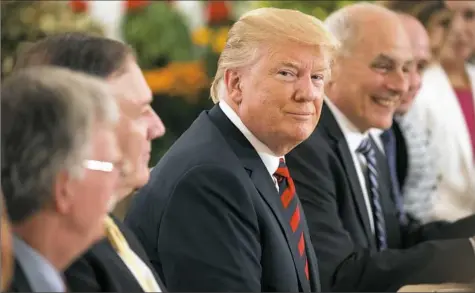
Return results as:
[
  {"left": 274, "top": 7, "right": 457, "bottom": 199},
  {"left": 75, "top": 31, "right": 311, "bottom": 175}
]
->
[{"left": 2, "top": 66, "right": 121, "bottom": 292}]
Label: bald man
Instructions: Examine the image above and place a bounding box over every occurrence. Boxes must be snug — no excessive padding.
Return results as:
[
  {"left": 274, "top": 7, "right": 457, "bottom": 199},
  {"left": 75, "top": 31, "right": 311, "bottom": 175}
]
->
[
  {"left": 286, "top": 3, "right": 475, "bottom": 292},
  {"left": 380, "top": 13, "right": 438, "bottom": 224}
]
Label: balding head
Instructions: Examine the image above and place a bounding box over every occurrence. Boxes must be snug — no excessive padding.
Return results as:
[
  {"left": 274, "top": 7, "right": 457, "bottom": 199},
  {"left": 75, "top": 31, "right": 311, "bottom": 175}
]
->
[
  {"left": 324, "top": 2, "right": 413, "bottom": 132},
  {"left": 325, "top": 2, "right": 408, "bottom": 57},
  {"left": 395, "top": 13, "right": 431, "bottom": 115}
]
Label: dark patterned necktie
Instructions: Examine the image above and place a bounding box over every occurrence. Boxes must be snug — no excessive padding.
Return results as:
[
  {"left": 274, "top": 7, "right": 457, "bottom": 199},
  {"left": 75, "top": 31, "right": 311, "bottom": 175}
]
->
[
  {"left": 274, "top": 158, "right": 309, "bottom": 280},
  {"left": 357, "top": 138, "right": 388, "bottom": 251},
  {"left": 380, "top": 128, "right": 409, "bottom": 226}
]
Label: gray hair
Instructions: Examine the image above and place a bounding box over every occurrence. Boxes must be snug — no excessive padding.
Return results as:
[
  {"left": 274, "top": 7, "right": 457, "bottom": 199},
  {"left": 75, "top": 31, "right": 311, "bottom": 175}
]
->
[
  {"left": 324, "top": 2, "right": 392, "bottom": 57},
  {"left": 1, "top": 66, "right": 119, "bottom": 223}
]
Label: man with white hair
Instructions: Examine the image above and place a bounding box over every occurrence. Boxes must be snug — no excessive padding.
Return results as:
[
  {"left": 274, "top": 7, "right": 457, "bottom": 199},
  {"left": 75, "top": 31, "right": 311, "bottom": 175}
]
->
[
  {"left": 286, "top": 3, "right": 475, "bottom": 292},
  {"left": 125, "top": 7, "right": 339, "bottom": 292},
  {"left": 2, "top": 66, "right": 121, "bottom": 292}
]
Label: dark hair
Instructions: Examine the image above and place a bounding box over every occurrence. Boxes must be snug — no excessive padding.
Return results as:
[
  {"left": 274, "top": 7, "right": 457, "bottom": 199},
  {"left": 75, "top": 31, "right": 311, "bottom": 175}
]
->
[
  {"left": 381, "top": 0, "right": 446, "bottom": 28},
  {"left": 13, "top": 32, "right": 134, "bottom": 78}
]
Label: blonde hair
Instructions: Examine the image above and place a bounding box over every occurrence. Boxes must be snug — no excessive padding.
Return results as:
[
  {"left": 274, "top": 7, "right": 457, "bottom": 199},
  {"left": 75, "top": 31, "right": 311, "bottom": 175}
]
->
[{"left": 210, "top": 7, "right": 340, "bottom": 103}]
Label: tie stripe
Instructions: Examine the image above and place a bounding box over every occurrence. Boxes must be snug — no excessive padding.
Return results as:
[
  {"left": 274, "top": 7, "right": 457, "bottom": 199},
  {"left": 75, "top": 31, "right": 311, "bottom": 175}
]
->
[
  {"left": 275, "top": 158, "right": 310, "bottom": 281},
  {"left": 357, "top": 138, "right": 388, "bottom": 251},
  {"left": 290, "top": 207, "right": 301, "bottom": 232}
]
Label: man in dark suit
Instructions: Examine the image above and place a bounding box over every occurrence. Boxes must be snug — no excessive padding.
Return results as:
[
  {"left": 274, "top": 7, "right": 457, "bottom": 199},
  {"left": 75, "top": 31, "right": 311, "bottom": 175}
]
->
[
  {"left": 3, "top": 67, "right": 121, "bottom": 292},
  {"left": 286, "top": 3, "right": 475, "bottom": 292},
  {"left": 378, "top": 10, "right": 439, "bottom": 225},
  {"left": 13, "top": 32, "right": 166, "bottom": 292},
  {"left": 124, "top": 7, "right": 339, "bottom": 292}
]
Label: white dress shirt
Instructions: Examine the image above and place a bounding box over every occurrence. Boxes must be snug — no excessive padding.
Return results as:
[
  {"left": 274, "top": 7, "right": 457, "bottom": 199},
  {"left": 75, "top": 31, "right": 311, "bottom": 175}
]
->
[
  {"left": 219, "top": 100, "right": 281, "bottom": 190},
  {"left": 325, "top": 98, "right": 378, "bottom": 234}
]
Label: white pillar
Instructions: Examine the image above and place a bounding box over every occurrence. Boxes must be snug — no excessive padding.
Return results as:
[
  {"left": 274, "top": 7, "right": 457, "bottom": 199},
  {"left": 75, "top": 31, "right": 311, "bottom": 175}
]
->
[
  {"left": 173, "top": 0, "right": 205, "bottom": 31},
  {"left": 87, "top": 0, "right": 125, "bottom": 41}
]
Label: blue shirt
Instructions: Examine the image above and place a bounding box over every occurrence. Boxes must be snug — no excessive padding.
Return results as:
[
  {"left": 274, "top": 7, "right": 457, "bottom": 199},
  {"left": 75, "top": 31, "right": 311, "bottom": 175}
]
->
[{"left": 13, "top": 235, "right": 66, "bottom": 292}]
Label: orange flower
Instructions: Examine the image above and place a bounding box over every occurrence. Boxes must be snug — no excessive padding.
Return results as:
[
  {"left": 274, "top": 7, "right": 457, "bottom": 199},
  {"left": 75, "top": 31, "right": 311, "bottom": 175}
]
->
[
  {"left": 143, "top": 61, "right": 210, "bottom": 103},
  {"left": 192, "top": 27, "right": 211, "bottom": 47},
  {"left": 211, "top": 27, "right": 229, "bottom": 54},
  {"left": 143, "top": 69, "right": 174, "bottom": 93}
]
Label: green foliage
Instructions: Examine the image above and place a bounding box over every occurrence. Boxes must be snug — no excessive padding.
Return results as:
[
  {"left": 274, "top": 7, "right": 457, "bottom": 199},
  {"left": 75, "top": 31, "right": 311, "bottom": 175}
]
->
[
  {"left": 251, "top": 1, "right": 362, "bottom": 19},
  {"left": 1, "top": 0, "right": 103, "bottom": 77},
  {"left": 123, "top": 2, "right": 196, "bottom": 69}
]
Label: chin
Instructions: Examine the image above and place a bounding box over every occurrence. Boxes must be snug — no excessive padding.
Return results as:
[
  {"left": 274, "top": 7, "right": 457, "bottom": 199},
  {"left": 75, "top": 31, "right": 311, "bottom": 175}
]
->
[{"left": 135, "top": 169, "right": 150, "bottom": 188}]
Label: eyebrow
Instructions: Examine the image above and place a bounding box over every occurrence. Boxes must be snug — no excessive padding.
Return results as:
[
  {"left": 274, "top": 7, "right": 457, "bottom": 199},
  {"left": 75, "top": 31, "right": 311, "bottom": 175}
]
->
[
  {"left": 373, "top": 54, "right": 414, "bottom": 66},
  {"left": 279, "top": 61, "right": 329, "bottom": 72}
]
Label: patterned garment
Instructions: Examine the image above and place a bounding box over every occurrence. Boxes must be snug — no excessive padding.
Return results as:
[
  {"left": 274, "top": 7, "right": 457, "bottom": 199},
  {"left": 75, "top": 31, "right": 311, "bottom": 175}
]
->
[{"left": 395, "top": 110, "right": 438, "bottom": 224}]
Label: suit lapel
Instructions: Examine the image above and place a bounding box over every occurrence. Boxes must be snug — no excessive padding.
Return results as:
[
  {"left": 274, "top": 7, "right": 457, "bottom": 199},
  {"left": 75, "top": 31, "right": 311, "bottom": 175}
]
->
[
  {"left": 208, "top": 104, "right": 311, "bottom": 292},
  {"left": 300, "top": 202, "right": 321, "bottom": 292},
  {"left": 320, "top": 103, "right": 375, "bottom": 248},
  {"left": 10, "top": 259, "right": 33, "bottom": 292}
]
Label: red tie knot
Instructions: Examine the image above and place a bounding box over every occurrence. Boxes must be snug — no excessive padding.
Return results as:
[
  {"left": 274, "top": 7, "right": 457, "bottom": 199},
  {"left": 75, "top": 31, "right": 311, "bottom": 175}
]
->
[{"left": 274, "top": 158, "right": 290, "bottom": 179}]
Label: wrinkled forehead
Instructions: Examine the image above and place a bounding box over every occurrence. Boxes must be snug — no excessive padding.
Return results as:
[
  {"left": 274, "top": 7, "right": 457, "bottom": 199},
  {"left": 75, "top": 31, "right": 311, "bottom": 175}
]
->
[
  {"left": 355, "top": 23, "right": 413, "bottom": 63},
  {"left": 259, "top": 41, "right": 333, "bottom": 71}
]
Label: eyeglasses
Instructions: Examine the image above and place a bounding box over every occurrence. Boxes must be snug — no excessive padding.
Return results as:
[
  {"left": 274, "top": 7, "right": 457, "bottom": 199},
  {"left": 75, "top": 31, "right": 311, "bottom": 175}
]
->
[{"left": 83, "top": 159, "right": 115, "bottom": 173}]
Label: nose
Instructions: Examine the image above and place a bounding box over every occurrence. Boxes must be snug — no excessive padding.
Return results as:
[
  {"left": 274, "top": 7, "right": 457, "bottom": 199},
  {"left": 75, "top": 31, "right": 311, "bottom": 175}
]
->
[
  {"left": 450, "top": 14, "right": 464, "bottom": 35},
  {"left": 386, "top": 69, "right": 408, "bottom": 97},
  {"left": 147, "top": 109, "right": 166, "bottom": 140},
  {"left": 294, "top": 75, "right": 323, "bottom": 102},
  {"left": 407, "top": 65, "right": 422, "bottom": 94}
]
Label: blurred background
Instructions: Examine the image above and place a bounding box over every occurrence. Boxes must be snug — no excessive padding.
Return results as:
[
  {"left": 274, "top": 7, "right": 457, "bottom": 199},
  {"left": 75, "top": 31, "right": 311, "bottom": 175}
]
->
[{"left": 1, "top": 0, "right": 359, "bottom": 166}]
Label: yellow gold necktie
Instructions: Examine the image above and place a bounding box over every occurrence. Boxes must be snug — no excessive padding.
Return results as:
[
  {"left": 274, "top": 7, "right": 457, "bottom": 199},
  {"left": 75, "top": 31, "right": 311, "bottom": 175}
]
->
[{"left": 104, "top": 216, "right": 161, "bottom": 292}]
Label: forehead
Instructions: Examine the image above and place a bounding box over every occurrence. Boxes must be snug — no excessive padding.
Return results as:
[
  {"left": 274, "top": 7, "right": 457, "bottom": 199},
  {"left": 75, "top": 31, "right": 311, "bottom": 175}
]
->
[
  {"left": 259, "top": 41, "right": 331, "bottom": 70},
  {"left": 354, "top": 22, "right": 412, "bottom": 63},
  {"left": 445, "top": 1, "right": 475, "bottom": 11},
  {"left": 108, "top": 59, "right": 152, "bottom": 106}
]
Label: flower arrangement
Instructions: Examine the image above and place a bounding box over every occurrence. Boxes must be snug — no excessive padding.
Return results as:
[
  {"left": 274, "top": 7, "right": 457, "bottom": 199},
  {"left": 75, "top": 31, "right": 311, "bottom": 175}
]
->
[
  {"left": 1, "top": 0, "right": 103, "bottom": 78},
  {"left": 143, "top": 61, "right": 210, "bottom": 104}
]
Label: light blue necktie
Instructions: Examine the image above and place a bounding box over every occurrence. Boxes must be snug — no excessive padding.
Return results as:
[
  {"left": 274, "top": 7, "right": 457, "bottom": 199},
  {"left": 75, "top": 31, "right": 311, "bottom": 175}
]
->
[{"left": 357, "top": 138, "right": 388, "bottom": 251}]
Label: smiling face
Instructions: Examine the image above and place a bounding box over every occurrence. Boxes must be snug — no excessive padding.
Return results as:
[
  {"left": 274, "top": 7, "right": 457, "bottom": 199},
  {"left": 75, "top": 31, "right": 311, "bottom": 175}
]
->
[
  {"left": 225, "top": 41, "right": 330, "bottom": 155},
  {"left": 327, "top": 13, "right": 413, "bottom": 132}
]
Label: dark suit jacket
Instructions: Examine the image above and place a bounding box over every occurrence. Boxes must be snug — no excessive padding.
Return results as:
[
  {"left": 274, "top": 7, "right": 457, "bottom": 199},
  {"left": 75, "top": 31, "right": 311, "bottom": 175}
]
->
[
  {"left": 64, "top": 215, "right": 166, "bottom": 292},
  {"left": 391, "top": 120, "right": 408, "bottom": 189},
  {"left": 124, "top": 105, "right": 321, "bottom": 292},
  {"left": 9, "top": 261, "right": 32, "bottom": 292},
  {"left": 285, "top": 102, "right": 475, "bottom": 292}
]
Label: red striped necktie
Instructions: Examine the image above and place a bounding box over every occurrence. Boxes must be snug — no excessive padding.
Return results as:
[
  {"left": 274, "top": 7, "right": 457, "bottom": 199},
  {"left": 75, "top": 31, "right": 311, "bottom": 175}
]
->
[{"left": 274, "top": 158, "right": 309, "bottom": 280}]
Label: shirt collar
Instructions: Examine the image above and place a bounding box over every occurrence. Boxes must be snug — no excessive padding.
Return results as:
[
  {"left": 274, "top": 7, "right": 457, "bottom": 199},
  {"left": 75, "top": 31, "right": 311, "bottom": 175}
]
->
[
  {"left": 325, "top": 98, "right": 385, "bottom": 152},
  {"left": 13, "top": 235, "right": 66, "bottom": 292},
  {"left": 219, "top": 100, "right": 281, "bottom": 176}
]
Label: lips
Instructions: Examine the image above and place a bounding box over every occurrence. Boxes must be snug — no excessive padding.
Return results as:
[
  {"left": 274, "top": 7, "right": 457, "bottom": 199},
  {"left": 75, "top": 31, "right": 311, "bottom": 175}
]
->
[{"left": 370, "top": 96, "right": 398, "bottom": 108}]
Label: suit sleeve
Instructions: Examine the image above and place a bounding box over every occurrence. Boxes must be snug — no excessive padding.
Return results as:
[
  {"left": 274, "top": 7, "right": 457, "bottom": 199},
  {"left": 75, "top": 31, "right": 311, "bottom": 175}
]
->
[
  {"left": 404, "top": 214, "right": 475, "bottom": 246},
  {"left": 64, "top": 253, "right": 103, "bottom": 292},
  {"left": 286, "top": 138, "right": 475, "bottom": 292},
  {"left": 157, "top": 164, "right": 262, "bottom": 292}
]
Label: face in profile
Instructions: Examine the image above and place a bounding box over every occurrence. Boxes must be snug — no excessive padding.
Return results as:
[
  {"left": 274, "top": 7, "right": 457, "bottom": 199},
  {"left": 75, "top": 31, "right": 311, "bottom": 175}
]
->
[
  {"left": 397, "top": 15, "right": 432, "bottom": 115},
  {"left": 439, "top": 1, "right": 475, "bottom": 62},
  {"left": 107, "top": 57, "right": 165, "bottom": 192},
  {"left": 63, "top": 123, "right": 121, "bottom": 246},
  {"left": 227, "top": 41, "right": 329, "bottom": 155},
  {"left": 328, "top": 14, "right": 412, "bottom": 131}
]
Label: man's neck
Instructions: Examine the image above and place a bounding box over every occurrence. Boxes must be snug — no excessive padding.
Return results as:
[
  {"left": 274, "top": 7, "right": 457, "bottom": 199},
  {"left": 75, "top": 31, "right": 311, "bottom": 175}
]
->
[{"left": 13, "top": 214, "right": 80, "bottom": 271}]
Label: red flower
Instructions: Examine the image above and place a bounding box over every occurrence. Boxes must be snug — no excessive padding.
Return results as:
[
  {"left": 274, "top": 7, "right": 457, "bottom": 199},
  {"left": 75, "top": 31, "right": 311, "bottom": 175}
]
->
[
  {"left": 126, "top": 0, "right": 150, "bottom": 11},
  {"left": 70, "top": 0, "right": 87, "bottom": 13},
  {"left": 206, "top": 1, "right": 230, "bottom": 24}
]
